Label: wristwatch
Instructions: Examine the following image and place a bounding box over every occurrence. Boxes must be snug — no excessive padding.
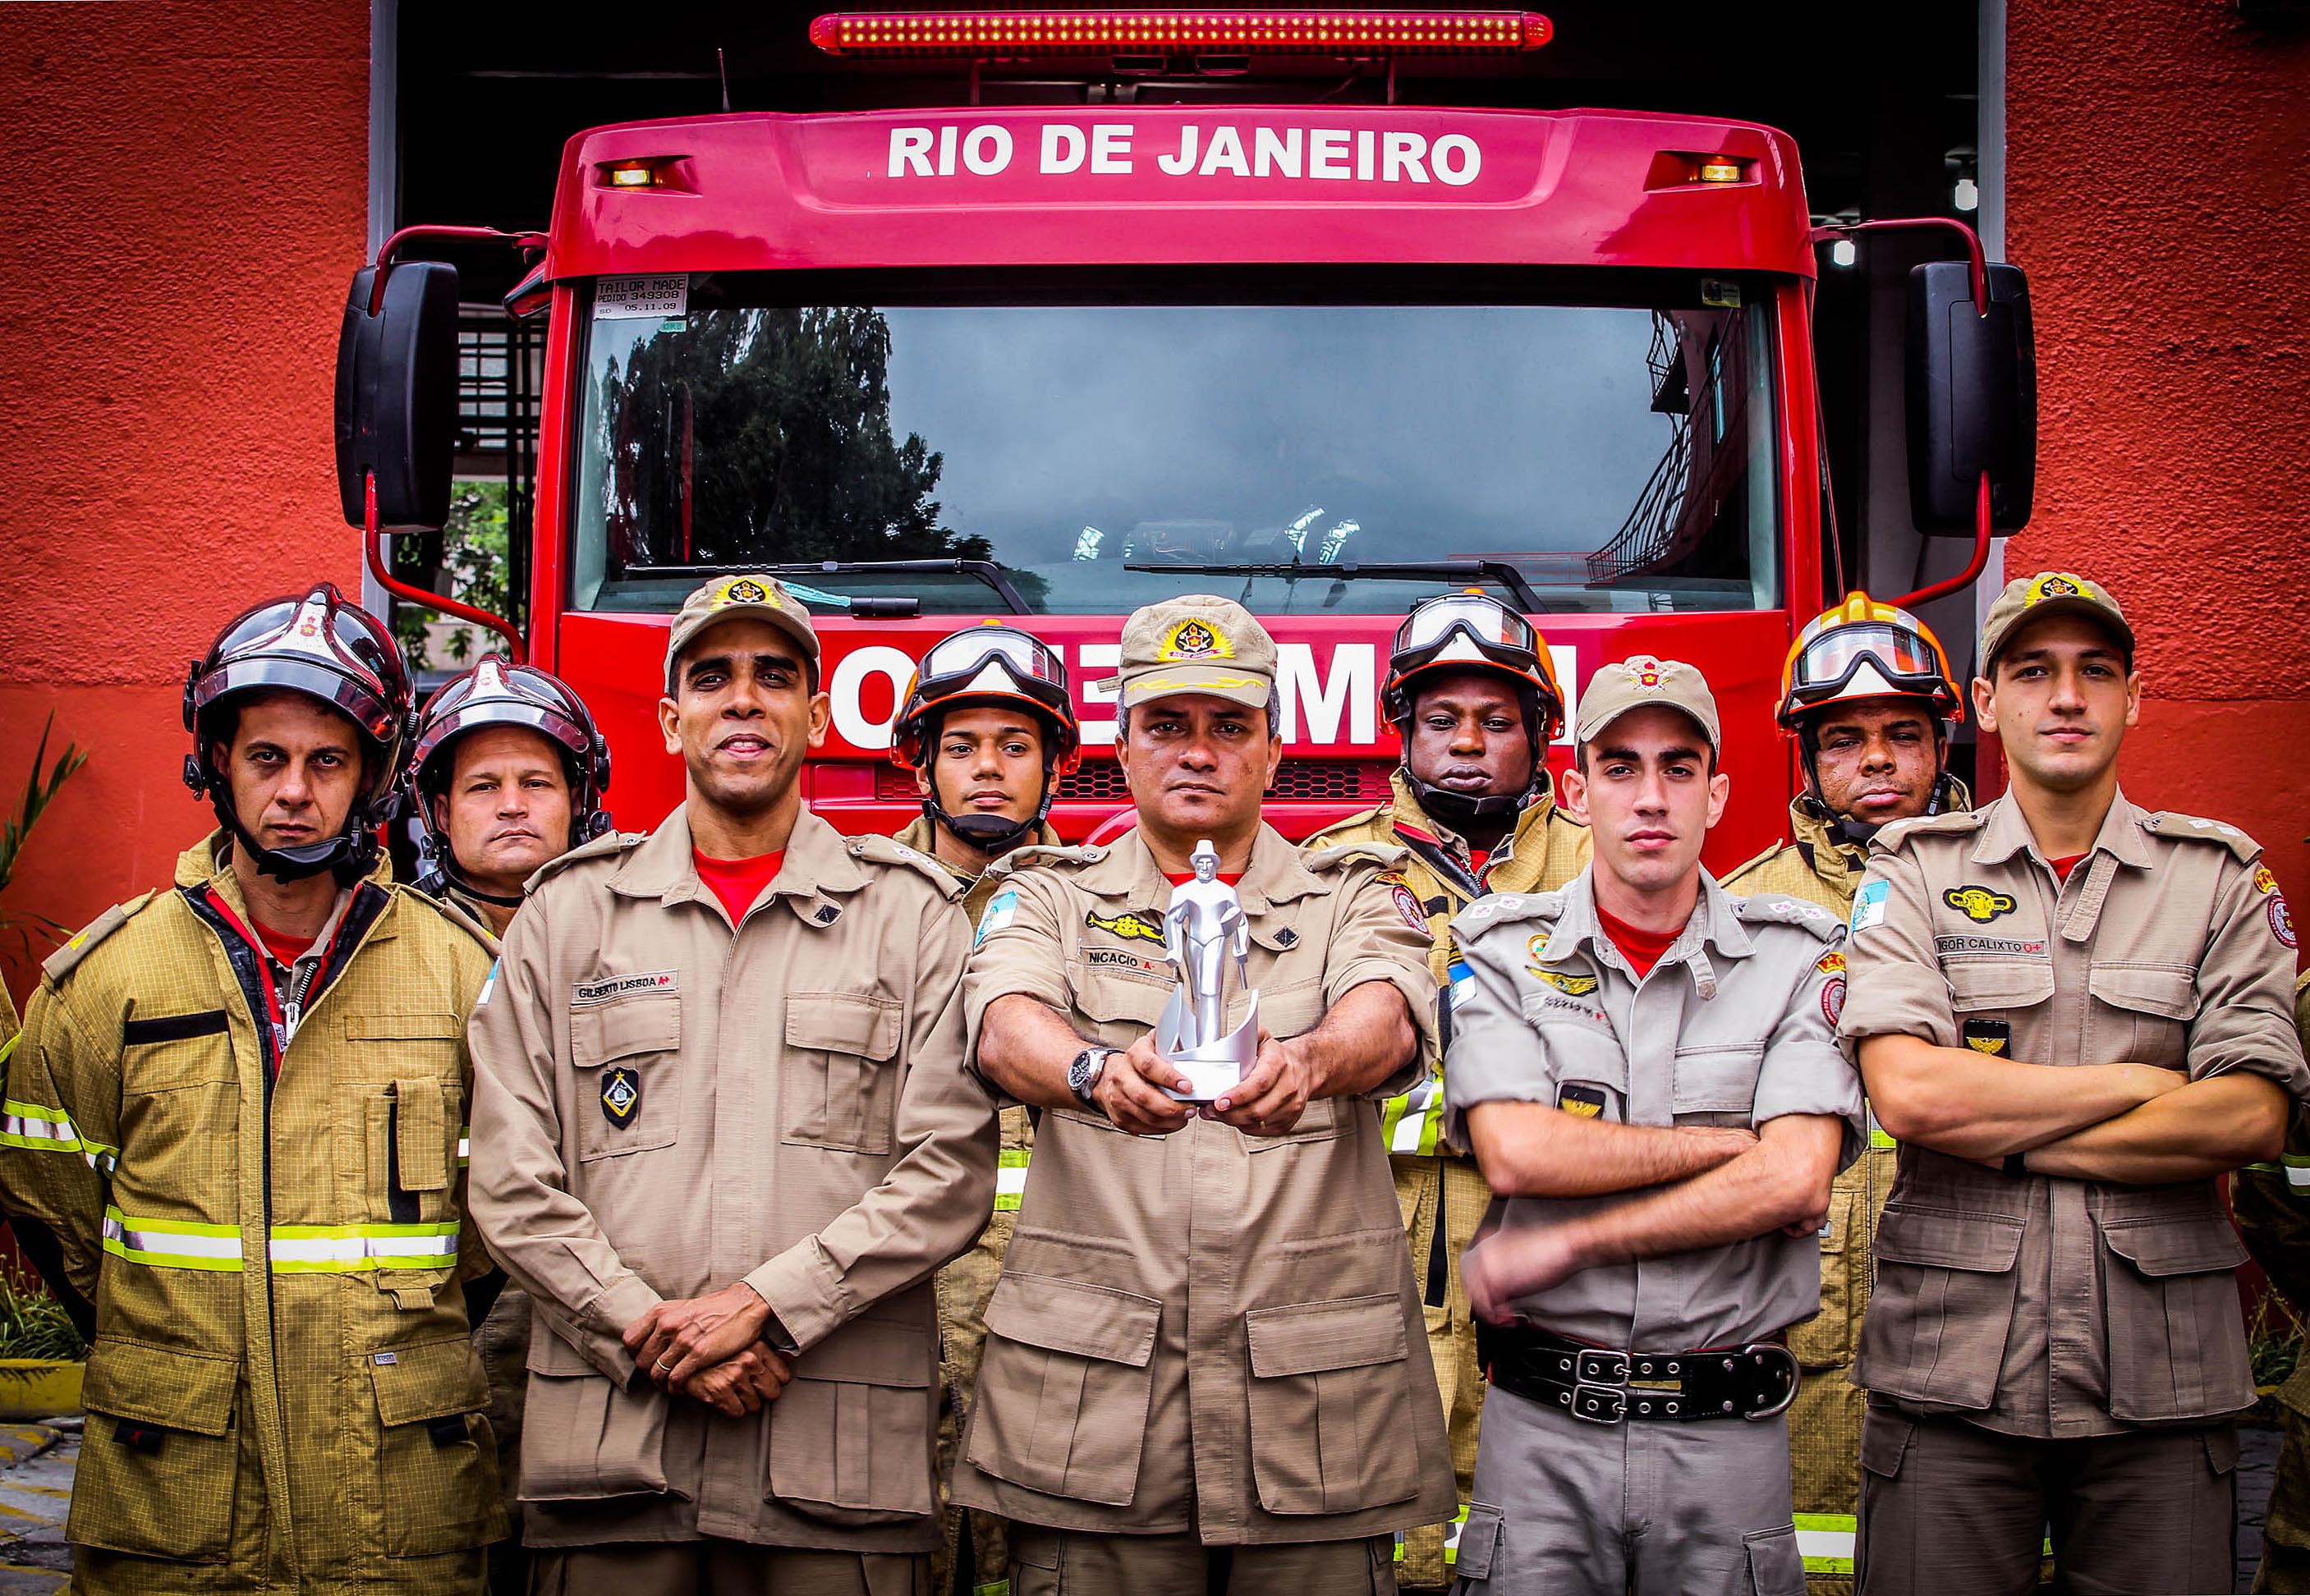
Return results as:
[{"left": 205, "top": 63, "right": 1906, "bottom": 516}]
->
[{"left": 1068, "top": 1046, "right": 1118, "bottom": 1114}]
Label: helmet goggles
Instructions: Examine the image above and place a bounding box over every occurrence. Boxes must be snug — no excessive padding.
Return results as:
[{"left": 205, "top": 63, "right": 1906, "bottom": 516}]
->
[
  {"left": 893, "top": 626, "right": 1080, "bottom": 774},
  {"left": 1783, "top": 619, "right": 1961, "bottom": 720},
  {"left": 1384, "top": 592, "right": 1563, "bottom": 737}
]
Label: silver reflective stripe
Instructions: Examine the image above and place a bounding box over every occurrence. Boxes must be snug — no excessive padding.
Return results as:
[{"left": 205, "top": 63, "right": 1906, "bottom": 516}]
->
[{"left": 102, "top": 1207, "right": 243, "bottom": 1272}]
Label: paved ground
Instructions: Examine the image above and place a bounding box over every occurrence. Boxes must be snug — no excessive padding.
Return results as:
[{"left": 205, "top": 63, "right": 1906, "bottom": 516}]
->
[
  {"left": 0, "top": 1418, "right": 76, "bottom": 1595},
  {"left": 0, "top": 1416, "right": 2281, "bottom": 1590}
]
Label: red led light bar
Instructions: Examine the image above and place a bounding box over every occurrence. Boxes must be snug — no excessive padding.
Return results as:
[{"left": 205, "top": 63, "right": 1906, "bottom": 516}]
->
[{"left": 808, "top": 10, "right": 1552, "bottom": 58}]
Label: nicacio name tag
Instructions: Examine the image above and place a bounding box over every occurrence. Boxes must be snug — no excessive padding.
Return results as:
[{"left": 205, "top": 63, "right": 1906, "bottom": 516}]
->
[{"left": 572, "top": 970, "right": 677, "bottom": 1006}]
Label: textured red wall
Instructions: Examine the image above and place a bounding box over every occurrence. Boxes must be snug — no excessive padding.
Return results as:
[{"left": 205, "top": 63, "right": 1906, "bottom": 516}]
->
[
  {"left": 2005, "top": 2, "right": 2310, "bottom": 965},
  {"left": 0, "top": 1, "right": 370, "bottom": 1009}
]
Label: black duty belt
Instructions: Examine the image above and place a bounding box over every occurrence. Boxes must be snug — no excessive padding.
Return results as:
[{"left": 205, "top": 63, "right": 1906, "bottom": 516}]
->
[{"left": 1477, "top": 1322, "right": 1800, "bottom": 1425}]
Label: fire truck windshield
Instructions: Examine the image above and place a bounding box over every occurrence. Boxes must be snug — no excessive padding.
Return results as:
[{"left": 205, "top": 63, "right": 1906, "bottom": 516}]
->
[{"left": 571, "top": 270, "right": 1780, "bottom": 618}]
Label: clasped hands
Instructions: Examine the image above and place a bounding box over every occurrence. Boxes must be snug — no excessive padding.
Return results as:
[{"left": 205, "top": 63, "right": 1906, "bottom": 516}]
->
[
  {"left": 622, "top": 1281, "right": 793, "bottom": 1418},
  {"left": 1095, "top": 1027, "right": 1317, "bottom": 1138}
]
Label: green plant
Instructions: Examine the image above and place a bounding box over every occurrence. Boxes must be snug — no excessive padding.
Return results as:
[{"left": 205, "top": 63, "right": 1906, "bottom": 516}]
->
[
  {"left": 0, "top": 1267, "right": 85, "bottom": 1362},
  {"left": 392, "top": 479, "right": 518, "bottom": 670},
  {"left": 2252, "top": 1283, "right": 2306, "bottom": 1390},
  {"left": 0, "top": 712, "right": 89, "bottom": 960}
]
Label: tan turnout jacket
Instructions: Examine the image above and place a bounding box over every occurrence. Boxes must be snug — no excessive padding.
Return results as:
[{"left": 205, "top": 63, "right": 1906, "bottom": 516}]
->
[
  {"left": 3, "top": 836, "right": 502, "bottom": 1594},
  {"left": 949, "top": 823, "right": 1456, "bottom": 1546},
  {"left": 466, "top": 805, "right": 997, "bottom": 1552}
]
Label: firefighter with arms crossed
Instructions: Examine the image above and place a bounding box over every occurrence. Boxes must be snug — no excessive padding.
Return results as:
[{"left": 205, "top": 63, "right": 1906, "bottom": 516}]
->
[
  {"left": 1721, "top": 591, "right": 1968, "bottom": 1594},
  {"left": 1839, "top": 573, "right": 2307, "bottom": 1595},
  {"left": 3, "top": 584, "right": 504, "bottom": 1592},
  {"left": 883, "top": 622, "right": 1081, "bottom": 1596},
  {"left": 955, "top": 595, "right": 1455, "bottom": 1595},
  {"left": 407, "top": 656, "right": 615, "bottom": 1596},
  {"left": 467, "top": 574, "right": 997, "bottom": 1594},
  {"left": 2235, "top": 969, "right": 2310, "bottom": 1594},
  {"left": 1443, "top": 655, "right": 1862, "bottom": 1596},
  {"left": 1302, "top": 589, "right": 1588, "bottom": 1589}
]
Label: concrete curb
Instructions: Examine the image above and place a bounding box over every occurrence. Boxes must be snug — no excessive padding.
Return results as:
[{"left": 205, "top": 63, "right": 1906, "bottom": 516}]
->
[{"left": 0, "top": 1429, "right": 58, "bottom": 1474}]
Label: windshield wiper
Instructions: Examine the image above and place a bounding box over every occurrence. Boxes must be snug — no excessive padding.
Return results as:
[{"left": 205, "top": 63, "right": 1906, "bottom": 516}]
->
[
  {"left": 624, "top": 558, "right": 1031, "bottom": 617},
  {"left": 1123, "top": 559, "right": 1547, "bottom": 615}
]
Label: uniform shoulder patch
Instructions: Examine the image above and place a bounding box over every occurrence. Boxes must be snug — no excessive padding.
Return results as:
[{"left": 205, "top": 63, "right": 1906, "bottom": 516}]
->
[
  {"left": 2142, "top": 810, "right": 2262, "bottom": 863},
  {"left": 1872, "top": 810, "right": 1986, "bottom": 853},
  {"left": 1302, "top": 841, "right": 1409, "bottom": 875},
  {"left": 845, "top": 834, "right": 965, "bottom": 901},
  {"left": 1730, "top": 891, "right": 1843, "bottom": 942},
  {"left": 402, "top": 887, "right": 499, "bottom": 952},
  {"left": 527, "top": 828, "right": 644, "bottom": 890},
  {"left": 1449, "top": 890, "right": 1567, "bottom": 942},
  {"left": 40, "top": 890, "right": 158, "bottom": 985}
]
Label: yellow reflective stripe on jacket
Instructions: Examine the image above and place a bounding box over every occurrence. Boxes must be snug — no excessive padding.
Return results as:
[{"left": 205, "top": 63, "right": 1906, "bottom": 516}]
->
[
  {"left": 1795, "top": 1513, "right": 1855, "bottom": 1575},
  {"left": 101, "top": 1206, "right": 461, "bottom": 1273},
  {"left": 0, "top": 1096, "right": 83, "bottom": 1154},
  {"left": 1380, "top": 1074, "right": 1444, "bottom": 1157},
  {"left": 1395, "top": 1502, "right": 1472, "bottom": 1563},
  {"left": 102, "top": 1206, "right": 242, "bottom": 1272},
  {"left": 994, "top": 1148, "right": 1030, "bottom": 1212},
  {"left": 457, "top": 1126, "right": 471, "bottom": 1169},
  {"left": 2244, "top": 1153, "right": 2310, "bottom": 1191},
  {"left": 1870, "top": 1126, "right": 1898, "bottom": 1151}
]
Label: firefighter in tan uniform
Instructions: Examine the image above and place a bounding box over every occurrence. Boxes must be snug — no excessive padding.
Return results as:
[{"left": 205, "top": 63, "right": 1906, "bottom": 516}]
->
[
  {"left": 2235, "top": 972, "right": 2310, "bottom": 1594},
  {"left": 1720, "top": 593, "right": 1968, "bottom": 1594},
  {"left": 1841, "top": 572, "right": 2308, "bottom": 1595},
  {"left": 1444, "top": 657, "right": 1862, "bottom": 1596},
  {"left": 955, "top": 595, "right": 1455, "bottom": 1594},
  {"left": 3, "top": 584, "right": 504, "bottom": 1594},
  {"left": 881, "top": 625, "right": 1081, "bottom": 1596},
  {"left": 1302, "top": 590, "right": 1588, "bottom": 1589},
  {"left": 407, "top": 656, "right": 617, "bottom": 1596},
  {"left": 468, "top": 574, "right": 999, "bottom": 1594}
]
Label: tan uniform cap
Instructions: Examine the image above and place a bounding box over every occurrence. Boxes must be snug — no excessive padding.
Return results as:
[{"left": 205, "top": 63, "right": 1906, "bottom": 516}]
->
[
  {"left": 1573, "top": 655, "right": 1721, "bottom": 755},
  {"left": 664, "top": 574, "right": 821, "bottom": 694},
  {"left": 1980, "top": 571, "right": 2133, "bottom": 672},
  {"left": 1104, "top": 594, "right": 1277, "bottom": 710}
]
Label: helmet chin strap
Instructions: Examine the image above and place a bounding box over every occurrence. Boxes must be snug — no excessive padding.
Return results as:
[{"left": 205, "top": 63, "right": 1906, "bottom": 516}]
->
[
  {"left": 414, "top": 836, "right": 526, "bottom": 909},
  {"left": 925, "top": 764, "right": 1057, "bottom": 861},
  {"left": 1797, "top": 726, "right": 1955, "bottom": 851},
  {"left": 209, "top": 793, "right": 377, "bottom": 887},
  {"left": 1401, "top": 770, "right": 1530, "bottom": 829}
]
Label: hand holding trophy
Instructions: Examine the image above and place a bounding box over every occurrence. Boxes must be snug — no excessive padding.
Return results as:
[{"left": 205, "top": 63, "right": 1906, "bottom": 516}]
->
[{"left": 1156, "top": 839, "right": 1262, "bottom": 1103}]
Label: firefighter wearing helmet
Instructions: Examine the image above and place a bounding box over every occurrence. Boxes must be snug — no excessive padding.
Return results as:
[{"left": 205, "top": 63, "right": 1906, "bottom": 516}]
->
[
  {"left": 884, "top": 622, "right": 1078, "bottom": 1596},
  {"left": 2, "top": 583, "right": 504, "bottom": 1593},
  {"left": 1301, "top": 588, "right": 1591, "bottom": 1590},
  {"left": 406, "top": 657, "right": 613, "bottom": 1596},
  {"left": 410, "top": 656, "right": 614, "bottom": 937},
  {"left": 1721, "top": 589, "right": 1968, "bottom": 1596}
]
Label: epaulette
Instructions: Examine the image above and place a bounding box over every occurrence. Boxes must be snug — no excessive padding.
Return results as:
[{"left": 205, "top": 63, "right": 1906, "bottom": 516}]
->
[
  {"left": 41, "top": 891, "right": 158, "bottom": 985},
  {"left": 1450, "top": 889, "right": 1568, "bottom": 939},
  {"left": 1730, "top": 890, "right": 1843, "bottom": 942},
  {"left": 402, "top": 887, "right": 498, "bottom": 953},
  {"left": 843, "top": 833, "right": 966, "bottom": 901},
  {"left": 1871, "top": 810, "right": 1987, "bottom": 853},
  {"left": 980, "top": 843, "right": 1104, "bottom": 885},
  {"left": 526, "top": 828, "right": 645, "bottom": 890},
  {"left": 1302, "top": 841, "right": 1408, "bottom": 875},
  {"left": 2142, "top": 810, "right": 2262, "bottom": 863}
]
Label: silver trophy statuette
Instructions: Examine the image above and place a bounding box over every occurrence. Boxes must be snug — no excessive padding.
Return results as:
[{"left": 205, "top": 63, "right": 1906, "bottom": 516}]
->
[{"left": 1155, "top": 839, "right": 1261, "bottom": 1103}]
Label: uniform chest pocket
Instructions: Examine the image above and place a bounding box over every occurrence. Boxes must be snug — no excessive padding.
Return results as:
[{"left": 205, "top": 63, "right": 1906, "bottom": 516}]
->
[
  {"left": 783, "top": 993, "right": 902, "bottom": 1155},
  {"left": 120, "top": 1008, "right": 236, "bottom": 1094},
  {"left": 1943, "top": 959, "right": 2055, "bottom": 1014},
  {"left": 1071, "top": 965, "right": 1171, "bottom": 1052},
  {"left": 571, "top": 996, "right": 681, "bottom": 1162},
  {"left": 342, "top": 1012, "right": 465, "bottom": 1086},
  {"left": 2087, "top": 964, "right": 2198, "bottom": 1074},
  {"left": 1672, "top": 1041, "right": 1766, "bottom": 1122},
  {"left": 363, "top": 1077, "right": 466, "bottom": 1237}
]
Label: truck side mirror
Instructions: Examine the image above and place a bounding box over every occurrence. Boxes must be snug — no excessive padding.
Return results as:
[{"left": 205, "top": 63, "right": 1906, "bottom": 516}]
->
[
  {"left": 334, "top": 260, "right": 460, "bottom": 530},
  {"left": 1905, "top": 260, "right": 2035, "bottom": 535}
]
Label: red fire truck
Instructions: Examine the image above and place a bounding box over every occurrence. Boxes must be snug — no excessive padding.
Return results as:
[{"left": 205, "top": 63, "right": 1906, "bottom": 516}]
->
[{"left": 337, "top": 8, "right": 2033, "bottom": 864}]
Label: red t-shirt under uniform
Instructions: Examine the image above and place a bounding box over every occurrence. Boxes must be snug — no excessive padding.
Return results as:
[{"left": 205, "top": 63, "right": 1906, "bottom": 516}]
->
[
  {"left": 1596, "top": 902, "right": 1683, "bottom": 980},
  {"left": 694, "top": 850, "right": 785, "bottom": 924}
]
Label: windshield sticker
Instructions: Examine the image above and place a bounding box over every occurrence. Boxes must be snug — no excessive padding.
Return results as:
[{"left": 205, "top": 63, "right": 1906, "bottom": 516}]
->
[{"left": 595, "top": 275, "right": 688, "bottom": 321}]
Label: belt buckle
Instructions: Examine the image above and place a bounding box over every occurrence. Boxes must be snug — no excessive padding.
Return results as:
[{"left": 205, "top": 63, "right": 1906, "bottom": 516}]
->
[
  {"left": 1739, "top": 1341, "right": 1801, "bottom": 1421},
  {"left": 1572, "top": 1347, "right": 1630, "bottom": 1424}
]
